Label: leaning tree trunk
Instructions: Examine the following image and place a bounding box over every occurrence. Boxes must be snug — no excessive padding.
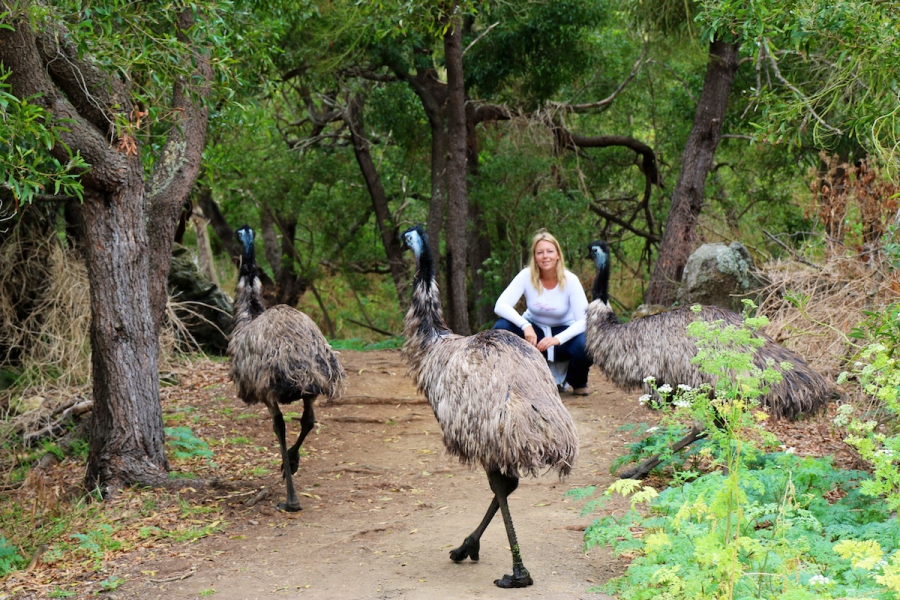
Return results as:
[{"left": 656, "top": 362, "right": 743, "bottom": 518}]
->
[
  {"left": 0, "top": 6, "right": 211, "bottom": 493},
  {"left": 443, "top": 11, "right": 470, "bottom": 335},
  {"left": 347, "top": 93, "right": 407, "bottom": 307},
  {"left": 646, "top": 38, "right": 740, "bottom": 306}
]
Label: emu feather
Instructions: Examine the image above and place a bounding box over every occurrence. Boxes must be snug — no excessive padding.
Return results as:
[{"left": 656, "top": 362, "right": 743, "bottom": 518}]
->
[
  {"left": 400, "top": 225, "right": 577, "bottom": 589},
  {"left": 228, "top": 225, "right": 346, "bottom": 511},
  {"left": 584, "top": 240, "right": 832, "bottom": 421}
]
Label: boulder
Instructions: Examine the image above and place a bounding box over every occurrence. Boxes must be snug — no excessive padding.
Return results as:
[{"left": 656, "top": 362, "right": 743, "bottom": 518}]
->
[
  {"left": 168, "top": 245, "right": 233, "bottom": 354},
  {"left": 676, "top": 242, "right": 763, "bottom": 313}
]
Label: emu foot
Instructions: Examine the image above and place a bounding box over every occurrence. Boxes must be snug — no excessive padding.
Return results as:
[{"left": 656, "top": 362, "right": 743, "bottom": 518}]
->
[
  {"left": 449, "top": 536, "right": 480, "bottom": 562},
  {"left": 494, "top": 566, "right": 533, "bottom": 589},
  {"left": 276, "top": 500, "right": 303, "bottom": 512}
]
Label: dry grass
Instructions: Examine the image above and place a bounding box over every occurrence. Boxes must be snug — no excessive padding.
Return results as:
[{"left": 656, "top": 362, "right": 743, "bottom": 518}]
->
[
  {"left": 756, "top": 252, "right": 899, "bottom": 379},
  {"left": 0, "top": 231, "right": 209, "bottom": 483}
]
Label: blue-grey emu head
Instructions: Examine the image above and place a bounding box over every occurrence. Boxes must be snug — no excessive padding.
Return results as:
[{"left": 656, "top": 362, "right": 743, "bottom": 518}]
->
[
  {"left": 236, "top": 225, "right": 255, "bottom": 251},
  {"left": 586, "top": 240, "right": 610, "bottom": 272},
  {"left": 401, "top": 224, "right": 427, "bottom": 257}
]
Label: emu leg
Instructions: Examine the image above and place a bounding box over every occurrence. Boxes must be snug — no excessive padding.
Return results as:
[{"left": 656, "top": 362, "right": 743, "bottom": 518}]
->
[
  {"left": 285, "top": 396, "right": 316, "bottom": 476},
  {"left": 619, "top": 421, "right": 707, "bottom": 480},
  {"left": 449, "top": 497, "right": 500, "bottom": 562},
  {"left": 269, "top": 404, "right": 302, "bottom": 512},
  {"left": 487, "top": 470, "right": 533, "bottom": 589}
]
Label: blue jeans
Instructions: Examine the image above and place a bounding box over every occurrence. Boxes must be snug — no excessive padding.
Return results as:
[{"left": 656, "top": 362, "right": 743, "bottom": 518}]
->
[{"left": 493, "top": 318, "right": 592, "bottom": 389}]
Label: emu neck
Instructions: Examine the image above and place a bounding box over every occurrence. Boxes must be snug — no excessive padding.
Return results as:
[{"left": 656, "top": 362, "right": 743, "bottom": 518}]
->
[
  {"left": 403, "top": 247, "right": 450, "bottom": 362},
  {"left": 592, "top": 262, "right": 610, "bottom": 303},
  {"left": 233, "top": 245, "right": 265, "bottom": 332}
]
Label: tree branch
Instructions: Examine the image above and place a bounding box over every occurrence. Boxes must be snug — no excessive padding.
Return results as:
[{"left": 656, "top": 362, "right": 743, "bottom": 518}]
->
[{"left": 565, "top": 42, "right": 648, "bottom": 113}]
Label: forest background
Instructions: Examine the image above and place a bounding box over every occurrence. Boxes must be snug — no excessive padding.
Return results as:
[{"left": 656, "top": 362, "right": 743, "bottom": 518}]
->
[{"left": 1, "top": 0, "right": 900, "bottom": 597}]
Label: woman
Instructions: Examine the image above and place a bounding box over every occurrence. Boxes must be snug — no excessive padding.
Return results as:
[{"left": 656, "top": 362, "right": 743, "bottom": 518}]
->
[{"left": 493, "top": 230, "right": 592, "bottom": 396}]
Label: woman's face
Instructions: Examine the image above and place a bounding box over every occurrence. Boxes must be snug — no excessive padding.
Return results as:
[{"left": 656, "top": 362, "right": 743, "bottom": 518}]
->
[{"left": 534, "top": 240, "right": 559, "bottom": 275}]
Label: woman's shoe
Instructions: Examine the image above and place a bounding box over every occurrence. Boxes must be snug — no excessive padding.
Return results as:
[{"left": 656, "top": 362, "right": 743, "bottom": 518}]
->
[{"left": 572, "top": 387, "right": 590, "bottom": 396}]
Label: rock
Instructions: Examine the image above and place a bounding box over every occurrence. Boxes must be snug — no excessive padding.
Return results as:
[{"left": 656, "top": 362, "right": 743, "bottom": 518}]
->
[
  {"left": 676, "top": 242, "right": 763, "bottom": 313},
  {"left": 168, "top": 244, "right": 233, "bottom": 354}
]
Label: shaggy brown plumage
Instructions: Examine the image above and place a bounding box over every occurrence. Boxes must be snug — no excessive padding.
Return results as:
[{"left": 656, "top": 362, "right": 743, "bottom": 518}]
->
[
  {"left": 228, "top": 225, "right": 346, "bottom": 512},
  {"left": 585, "top": 240, "right": 833, "bottom": 421},
  {"left": 400, "top": 224, "right": 577, "bottom": 589},
  {"left": 585, "top": 240, "right": 834, "bottom": 479}
]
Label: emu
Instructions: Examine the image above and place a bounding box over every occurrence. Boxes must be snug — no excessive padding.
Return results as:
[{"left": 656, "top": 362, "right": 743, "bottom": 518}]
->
[
  {"left": 228, "top": 225, "right": 346, "bottom": 511},
  {"left": 584, "top": 240, "right": 833, "bottom": 478},
  {"left": 400, "top": 225, "right": 578, "bottom": 589}
]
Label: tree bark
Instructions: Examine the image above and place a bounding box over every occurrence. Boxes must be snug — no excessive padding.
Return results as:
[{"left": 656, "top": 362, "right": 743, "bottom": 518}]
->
[
  {"left": 346, "top": 93, "right": 407, "bottom": 307},
  {"left": 386, "top": 61, "right": 448, "bottom": 299},
  {"left": 465, "top": 103, "right": 493, "bottom": 330},
  {"left": 443, "top": 11, "right": 470, "bottom": 335},
  {"left": 144, "top": 10, "right": 212, "bottom": 338},
  {"left": 0, "top": 5, "right": 212, "bottom": 492},
  {"left": 646, "top": 38, "right": 740, "bottom": 306}
]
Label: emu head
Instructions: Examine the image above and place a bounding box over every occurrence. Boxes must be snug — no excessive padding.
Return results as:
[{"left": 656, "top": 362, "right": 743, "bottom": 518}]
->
[
  {"left": 586, "top": 240, "right": 611, "bottom": 304},
  {"left": 236, "top": 225, "right": 255, "bottom": 251},
  {"left": 586, "top": 240, "right": 610, "bottom": 272},
  {"left": 401, "top": 224, "right": 428, "bottom": 258}
]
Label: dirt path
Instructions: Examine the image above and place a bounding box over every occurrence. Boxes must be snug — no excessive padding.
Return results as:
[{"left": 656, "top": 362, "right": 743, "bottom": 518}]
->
[{"left": 109, "top": 350, "right": 641, "bottom": 600}]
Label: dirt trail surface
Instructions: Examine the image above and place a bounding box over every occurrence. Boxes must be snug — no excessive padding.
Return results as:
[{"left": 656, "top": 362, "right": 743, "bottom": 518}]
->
[{"left": 101, "top": 349, "right": 634, "bottom": 600}]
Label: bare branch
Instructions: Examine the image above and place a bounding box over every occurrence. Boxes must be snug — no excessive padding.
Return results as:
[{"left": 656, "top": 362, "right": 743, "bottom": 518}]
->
[
  {"left": 462, "top": 21, "right": 499, "bottom": 57},
  {"left": 564, "top": 42, "right": 649, "bottom": 113}
]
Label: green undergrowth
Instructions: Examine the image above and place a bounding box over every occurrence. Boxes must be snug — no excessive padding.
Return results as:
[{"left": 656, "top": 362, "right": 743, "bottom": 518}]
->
[
  {"left": 329, "top": 336, "right": 404, "bottom": 351},
  {"left": 572, "top": 301, "right": 900, "bottom": 599}
]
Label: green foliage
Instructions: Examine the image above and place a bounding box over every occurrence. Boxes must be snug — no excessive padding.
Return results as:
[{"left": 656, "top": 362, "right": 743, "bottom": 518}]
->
[
  {"left": 465, "top": 0, "right": 607, "bottom": 107},
  {"left": 0, "top": 535, "right": 25, "bottom": 577},
  {"left": 696, "top": 0, "right": 900, "bottom": 173},
  {"left": 837, "top": 302, "right": 900, "bottom": 513},
  {"left": 164, "top": 426, "right": 213, "bottom": 460},
  {"left": 0, "top": 68, "right": 87, "bottom": 207},
  {"left": 329, "top": 337, "right": 404, "bottom": 351},
  {"left": 574, "top": 302, "right": 900, "bottom": 599}
]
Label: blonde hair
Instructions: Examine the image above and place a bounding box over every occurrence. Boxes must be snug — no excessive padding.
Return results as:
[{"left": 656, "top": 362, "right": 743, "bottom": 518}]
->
[{"left": 528, "top": 229, "right": 567, "bottom": 293}]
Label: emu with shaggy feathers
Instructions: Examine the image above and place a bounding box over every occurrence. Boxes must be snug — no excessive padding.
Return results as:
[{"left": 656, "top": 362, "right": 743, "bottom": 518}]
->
[
  {"left": 228, "top": 225, "right": 346, "bottom": 512},
  {"left": 584, "top": 240, "right": 833, "bottom": 477},
  {"left": 400, "top": 225, "right": 578, "bottom": 589}
]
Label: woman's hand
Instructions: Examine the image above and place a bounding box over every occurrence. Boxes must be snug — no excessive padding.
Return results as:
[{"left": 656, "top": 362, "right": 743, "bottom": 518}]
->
[
  {"left": 522, "top": 324, "right": 538, "bottom": 346},
  {"left": 537, "top": 336, "right": 560, "bottom": 352}
]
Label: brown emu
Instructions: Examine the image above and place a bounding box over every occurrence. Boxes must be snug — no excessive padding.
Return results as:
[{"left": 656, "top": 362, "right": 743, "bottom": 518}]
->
[
  {"left": 584, "top": 240, "right": 833, "bottom": 477},
  {"left": 228, "top": 225, "right": 346, "bottom": 511},
  {"left": 400, "top": 225, "right": 578, "bottom": 589}
]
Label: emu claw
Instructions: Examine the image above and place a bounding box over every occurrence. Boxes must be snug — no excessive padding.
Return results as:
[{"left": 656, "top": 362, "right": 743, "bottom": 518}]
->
[
  {"left": 449, "top": 536, "right": 480, "bottom": 562},
  {"left": 494, "top": 571, "right": 533, "bottom": 588},
  {"left": 277, "top": 501, "right": 303, "bottom": 512}
]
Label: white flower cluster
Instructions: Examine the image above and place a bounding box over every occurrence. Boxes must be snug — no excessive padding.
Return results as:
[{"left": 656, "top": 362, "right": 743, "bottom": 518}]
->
[
  {"left": 643, "top": 376, "right": 656, "bottom": 384},
  {"left": 878, "top": 448, "right": 894, "bottom": 458},
  {"left": 677, "top": 384, "right": 692, "bottom": 391},
  {"left": 808, "top": 575, "right": 831, "bottom": 587},
  {"left": 645, "top": 426, "right": 659, "bottom": 434},
  {"left": 673, "top": 398, "right": 691, "bottom": 409},
  {"left": 638, "top": 394, "right": 651, "bottom": 405},
  {"left": 658, "top": 384, "right": 673, "bottom": 394}
]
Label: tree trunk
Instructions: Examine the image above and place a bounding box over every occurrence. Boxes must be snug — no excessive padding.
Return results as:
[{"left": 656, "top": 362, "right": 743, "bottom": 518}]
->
[
  {"left": 443, "top": 11, "right": 470, "bottom": 335},
  {"left": 0, "top": 6, "right": 211, "bottom": 493},
  {"left": 386, "top": 61, "right": 448, "bottom": 303},
  {"left": 465, "top": 103, "right": 493, "bottom": 330},
  {"left": 346, "top": 93, "right": 407, "bottom": 307},
  {"left": 646, "top": 39, "right": 740, "bottom": 306},
  {"left": 79, "top": 184, "right": 170, "bottom": 490}
]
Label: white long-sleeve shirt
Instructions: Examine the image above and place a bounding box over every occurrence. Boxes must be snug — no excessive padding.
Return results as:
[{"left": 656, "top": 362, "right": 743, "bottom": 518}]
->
[{"left": 493, "top": 268, "right": 589, "bottom": 344}]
